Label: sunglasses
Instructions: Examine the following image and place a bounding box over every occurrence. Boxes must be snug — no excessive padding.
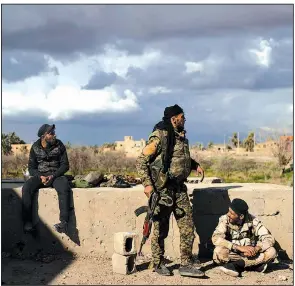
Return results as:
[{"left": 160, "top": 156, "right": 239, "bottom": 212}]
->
[{"left": 48, "top": 130, "right": 56, "bottom": 136}]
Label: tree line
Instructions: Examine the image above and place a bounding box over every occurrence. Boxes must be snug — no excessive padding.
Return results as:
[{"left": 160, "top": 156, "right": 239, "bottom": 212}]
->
[
  {"left": 196, "top": 132, "right": 255, "bottom": 151},
  {"left": 2, "top": 132, "right": 26, "bottom": 155}
]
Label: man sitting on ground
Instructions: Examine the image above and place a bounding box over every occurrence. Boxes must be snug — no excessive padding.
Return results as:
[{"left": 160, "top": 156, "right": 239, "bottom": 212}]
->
[
  {"left": 212, "top": 198, "right": 277, "bottom": 277},
  {"left": 22, "top": 124, "right": 71, "bottom": 233}
]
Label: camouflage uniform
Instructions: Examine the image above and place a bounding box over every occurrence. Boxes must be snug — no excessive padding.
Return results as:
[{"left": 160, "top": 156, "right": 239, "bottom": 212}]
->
[
  {"left": 212, "top": 213, "right": 277, "bottom": 267},
  {"left": 136, "top": 129, "right": 197, "bottom": 266}
]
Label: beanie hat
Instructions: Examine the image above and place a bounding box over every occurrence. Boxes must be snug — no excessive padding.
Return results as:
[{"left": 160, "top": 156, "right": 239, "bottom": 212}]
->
[
  {"left": 230, "top": 198, "right": 249, "bottom": 215},
  {"left": 37, "top": 124, "right": 55, "bottom": 137}
]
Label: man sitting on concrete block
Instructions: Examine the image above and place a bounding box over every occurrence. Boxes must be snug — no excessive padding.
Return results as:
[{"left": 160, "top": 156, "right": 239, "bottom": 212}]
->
[
  {"left": 22, "top": 124, "right": 71, "bottom": 234},
  {"left": 212, "top": 198, "right": 277, "bottom": 277}
]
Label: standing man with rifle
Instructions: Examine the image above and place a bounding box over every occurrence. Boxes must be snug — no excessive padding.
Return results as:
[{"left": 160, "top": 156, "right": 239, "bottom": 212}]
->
[{"left": 136, "top": 104, "right": 205, "bottom": 277}]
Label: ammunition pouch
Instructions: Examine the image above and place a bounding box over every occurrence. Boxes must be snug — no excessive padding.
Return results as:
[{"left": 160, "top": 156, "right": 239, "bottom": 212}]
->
[{"left": 150, "top": 158, "right": 168, "bottom": 191}]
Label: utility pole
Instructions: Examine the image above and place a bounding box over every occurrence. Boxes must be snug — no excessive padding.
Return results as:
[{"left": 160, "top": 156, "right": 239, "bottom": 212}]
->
[{"left": 223, "top": 134, "right": 225, "bottom": 152}]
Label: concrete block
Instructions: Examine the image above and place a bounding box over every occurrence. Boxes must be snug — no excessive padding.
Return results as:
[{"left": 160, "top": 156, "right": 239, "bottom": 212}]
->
[
  {"left": 112, "top": 253, "right": 136, "bottom": 275},
  {"left": 114, "top": 232, "right": 138, "bottom": 255}
]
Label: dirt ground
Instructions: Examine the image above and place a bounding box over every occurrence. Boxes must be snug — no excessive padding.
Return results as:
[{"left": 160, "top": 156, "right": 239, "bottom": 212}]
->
[{"left": 2, "top": 254, "right": 293, "bottom": 285}]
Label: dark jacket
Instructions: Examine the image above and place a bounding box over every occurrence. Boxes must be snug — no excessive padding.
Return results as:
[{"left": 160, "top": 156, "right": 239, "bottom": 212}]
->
[{"left": 28, "top": 139, "right": 69, "bottom": 178}]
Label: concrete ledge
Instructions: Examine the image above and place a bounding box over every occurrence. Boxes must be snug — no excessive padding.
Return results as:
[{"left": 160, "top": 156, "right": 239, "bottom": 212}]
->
[{"left": 2, "top": 183, "right": 293, "bottom": 260}]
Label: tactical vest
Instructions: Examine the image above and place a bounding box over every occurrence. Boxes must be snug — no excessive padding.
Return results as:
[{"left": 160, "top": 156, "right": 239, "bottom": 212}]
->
[
  {"left": 149, "top": 129, "right": 191, "bottom": 190},
  {"left": 226, "top": 214, "right": 256, "bottom": 247}
]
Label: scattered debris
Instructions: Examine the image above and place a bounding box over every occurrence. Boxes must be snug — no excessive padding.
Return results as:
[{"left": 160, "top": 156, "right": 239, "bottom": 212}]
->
[
  {"left": 83, "top": 172, "right": 104, "bottom": 186},
  {"left": 100, "top": 175, "right": 131, "bottom": 188},
  {"left": 70, "top": 172, "right": 141, "bottom": 188}
]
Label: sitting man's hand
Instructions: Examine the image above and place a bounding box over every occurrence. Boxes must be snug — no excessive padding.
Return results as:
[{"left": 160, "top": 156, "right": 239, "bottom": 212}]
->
[
  {"left": 237, "top": 245, "right": 257, "bottom": 257},
  {"left": 40, "top": 176, "right": 47, "bottom": 184},
  {"left": 44, "top": 175, "right": 54, "bottom": 186}
]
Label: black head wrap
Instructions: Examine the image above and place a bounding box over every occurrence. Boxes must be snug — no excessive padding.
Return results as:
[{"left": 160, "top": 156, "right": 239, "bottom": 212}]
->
[{"left": 153, "top": 104, "right": 184, "bottom": 173}]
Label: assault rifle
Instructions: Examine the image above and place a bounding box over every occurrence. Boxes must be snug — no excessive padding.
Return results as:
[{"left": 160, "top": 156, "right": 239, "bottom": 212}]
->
[{"left": 134, "top": 189, "right": 160, "bottom": 256}]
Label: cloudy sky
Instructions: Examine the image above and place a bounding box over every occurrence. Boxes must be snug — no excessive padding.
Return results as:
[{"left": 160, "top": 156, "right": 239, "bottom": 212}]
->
[{"left": 2, "top": 4, "right": 293, "bottom": 146}]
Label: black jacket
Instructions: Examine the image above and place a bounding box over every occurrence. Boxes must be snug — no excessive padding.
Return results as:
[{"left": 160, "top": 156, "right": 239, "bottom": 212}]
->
[{"left": 28, "top": 139, "right": 69, "bottom": 178}]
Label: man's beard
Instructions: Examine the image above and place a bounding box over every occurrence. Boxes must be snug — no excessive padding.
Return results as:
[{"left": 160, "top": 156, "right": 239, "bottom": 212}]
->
[
  {"left": 176, "top": 124, "right": 185, "bottom": 132},
  {"left": 45, "top": 137, "right": 56, "bottom": 148}
]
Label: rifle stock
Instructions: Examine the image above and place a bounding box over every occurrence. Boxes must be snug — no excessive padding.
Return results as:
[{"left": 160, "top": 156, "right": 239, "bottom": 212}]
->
[{"left": 137, "top": 190, "right": 160, "bottom": 255}]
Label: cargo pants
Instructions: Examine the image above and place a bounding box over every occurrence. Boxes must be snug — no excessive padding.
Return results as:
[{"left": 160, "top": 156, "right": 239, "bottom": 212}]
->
[{"left": 151, "top": 183, "right": 195, "bottom": 267}]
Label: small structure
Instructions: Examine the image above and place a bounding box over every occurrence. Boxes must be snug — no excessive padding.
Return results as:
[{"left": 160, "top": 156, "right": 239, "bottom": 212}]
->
[
  {"left": 115, "top": 136, "right": 146, "bottom": 158},
  {"left": 11, "top": 144, "right": 32, "bottom": 156},
  {"left": 255, "top": 136, "right": 293, "bottom": 153}
]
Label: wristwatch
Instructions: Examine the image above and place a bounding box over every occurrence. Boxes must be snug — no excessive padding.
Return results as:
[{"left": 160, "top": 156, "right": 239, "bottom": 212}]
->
[{"left": 232, "top": 244, "right": 238, "bottom": 252}]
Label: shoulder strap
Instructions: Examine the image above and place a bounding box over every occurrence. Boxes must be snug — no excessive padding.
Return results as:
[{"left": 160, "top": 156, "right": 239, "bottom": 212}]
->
[{"left": 158, "top": 129, "right": 170, "bottom": 174}]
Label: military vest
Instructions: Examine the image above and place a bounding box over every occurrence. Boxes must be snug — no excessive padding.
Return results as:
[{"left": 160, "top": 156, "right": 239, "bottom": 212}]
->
[
  {"left": 149, "top": 129, "right": 191, "bottom": 190},
  {"left": 225, "top": 214, "right": 256, "bottom": 247}
]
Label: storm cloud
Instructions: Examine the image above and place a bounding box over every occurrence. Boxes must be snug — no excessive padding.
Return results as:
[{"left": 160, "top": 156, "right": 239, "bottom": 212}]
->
[{"left": 2, "top": 4, "right": 293, "bottom": 145}]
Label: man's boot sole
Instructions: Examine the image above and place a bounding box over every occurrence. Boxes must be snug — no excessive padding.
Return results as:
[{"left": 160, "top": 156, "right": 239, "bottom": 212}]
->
[
  {"left": 154, "top": 270, "right": 172, "bottom": 276},
  {"left": 219, "top": 266, "right": 239, "bottom": 277},
  {"left": 156, "top": 272, "right": 172, "bottom": 276},
  {"left": 179, "top": 271, "right": 205, "bottom": 278}
]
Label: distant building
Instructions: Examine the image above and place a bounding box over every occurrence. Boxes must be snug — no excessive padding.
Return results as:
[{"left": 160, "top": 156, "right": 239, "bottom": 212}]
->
[
  {"left": 11, "top": 144, "right": 32, "bottom": 156},
  {"left": 211, "top": 144, "right": 226, "bottom": 152},
  {"left": 255, "top": 140, "right": 278, "bottom": 151},
  {"left": 115, "top": 136, "right": 146, "bottom": 157},
  {"left": 255, "top": 135, "right": 293, "bottom": 153},
  {"left": 280, "top": 135, "right": 293, "bottom": 153}
]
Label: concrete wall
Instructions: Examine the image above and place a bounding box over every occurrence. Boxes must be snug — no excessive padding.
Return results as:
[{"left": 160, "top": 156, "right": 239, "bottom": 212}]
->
[{"left": 2, "top": 183, "right": 293, "bottom": 260}]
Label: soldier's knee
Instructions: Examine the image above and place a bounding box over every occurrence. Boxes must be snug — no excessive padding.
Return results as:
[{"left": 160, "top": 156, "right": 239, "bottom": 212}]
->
[
  {"left": 213, "top": 246, "right": 230, "bottom": 264},
  {"left": 263, "top": 247, "right": 277, "bottom": 262}
]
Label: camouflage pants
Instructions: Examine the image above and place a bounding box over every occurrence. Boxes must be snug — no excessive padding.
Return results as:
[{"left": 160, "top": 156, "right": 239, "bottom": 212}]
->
[
  {"left": 151, "top": 183, "right": 195, "bottom": 266},
  {"left": 213, "top": 246, "right": 277, "bottom": 268}
]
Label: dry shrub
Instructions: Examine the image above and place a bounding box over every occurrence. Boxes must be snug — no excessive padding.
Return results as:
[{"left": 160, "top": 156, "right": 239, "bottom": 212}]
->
[
  {"left": 2, "top": 154, "right": 28, "bottom": 177},
  {"left": 190, "top": 150, "right": 214, "bottom": 171},
  {"left": 272, "top": 139, "right": 293, "bottom": 174},
  {"left": 67, "top": 147, "right": 94, "bottom": 176},
  {"left": 68, "top": 147, "right": 137, "bottom": 176},
  {"left": 233, "top": 158, "right": 257, "bottom": 179},
  {"left": 213, "top": 156, "right": 237, "bottom": 178},
  {"left": 2, "top": 146, "right": 138, "bottom": 178},
  {"left": 258, "top": 161, "right": 281, "bottom": 181}
]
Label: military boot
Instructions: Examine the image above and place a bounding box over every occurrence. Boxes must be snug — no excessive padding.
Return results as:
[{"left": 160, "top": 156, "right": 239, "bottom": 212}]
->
[
  {"left": 154, "top": 262, "right": 172, "bottom": 276},
  {"left": 219, "top": 259, "right": 245, "bottom": 277},
  {"left": 179, "top": 263, "right": 205, "bottom": 278},
  {"left": 251, "top": 263, "right": 268, "bottom": 273}
]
